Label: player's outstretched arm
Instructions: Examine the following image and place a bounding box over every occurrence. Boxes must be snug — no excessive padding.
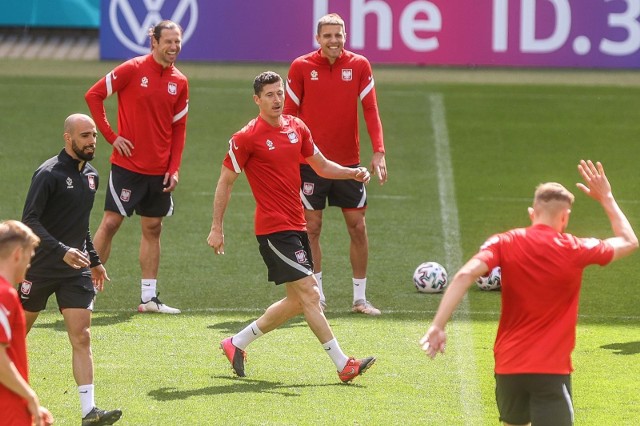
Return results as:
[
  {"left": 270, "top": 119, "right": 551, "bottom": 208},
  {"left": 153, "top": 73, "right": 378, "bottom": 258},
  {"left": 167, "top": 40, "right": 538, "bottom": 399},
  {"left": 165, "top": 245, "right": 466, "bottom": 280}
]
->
[
  {"left": 576, "top": 160, "right": 638, "bottom": 261},
  {"left": 420, "top": 258, "right": 488, "bottom": 358}
]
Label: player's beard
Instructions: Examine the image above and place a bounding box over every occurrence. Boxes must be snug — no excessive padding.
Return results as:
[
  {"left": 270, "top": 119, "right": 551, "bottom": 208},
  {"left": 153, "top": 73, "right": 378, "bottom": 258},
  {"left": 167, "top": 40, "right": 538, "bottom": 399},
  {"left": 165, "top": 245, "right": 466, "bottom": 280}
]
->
[{"left": 72, "top": 138, "right": 95, "bottom": 161}]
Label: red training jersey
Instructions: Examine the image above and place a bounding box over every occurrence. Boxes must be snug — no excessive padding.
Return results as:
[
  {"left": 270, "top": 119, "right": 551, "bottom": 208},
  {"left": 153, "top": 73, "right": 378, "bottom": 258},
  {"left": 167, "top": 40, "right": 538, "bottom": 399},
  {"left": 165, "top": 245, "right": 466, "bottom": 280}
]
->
[
  {"left": 0, "top": 276, "right": 31, "bottom": 425},
  {"left": 474, "top": 223, "right": 614, "bottom": 374},
  {"left": 85, "top": 54, "right": 189, "bottom": 176},
  {"left": 284, "top": 49, "right": 384, "bottom": 166},
  {"left": 223, "top": 115, "right": 318, "bottom": 235}
]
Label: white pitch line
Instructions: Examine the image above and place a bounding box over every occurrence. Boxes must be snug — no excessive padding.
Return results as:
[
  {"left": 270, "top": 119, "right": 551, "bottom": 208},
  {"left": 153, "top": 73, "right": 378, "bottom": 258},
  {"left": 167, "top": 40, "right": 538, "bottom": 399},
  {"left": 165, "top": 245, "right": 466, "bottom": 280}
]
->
[{"left": 430, "top": 93, "right": 483, "bottom": 425}]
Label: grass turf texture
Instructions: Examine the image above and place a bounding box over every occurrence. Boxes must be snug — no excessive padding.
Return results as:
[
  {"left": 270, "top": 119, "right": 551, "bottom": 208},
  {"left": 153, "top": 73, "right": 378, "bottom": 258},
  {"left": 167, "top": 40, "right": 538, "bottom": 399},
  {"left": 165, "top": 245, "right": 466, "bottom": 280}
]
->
[{"left": 1, "top": 60, "right": 639, "bottom": 425}]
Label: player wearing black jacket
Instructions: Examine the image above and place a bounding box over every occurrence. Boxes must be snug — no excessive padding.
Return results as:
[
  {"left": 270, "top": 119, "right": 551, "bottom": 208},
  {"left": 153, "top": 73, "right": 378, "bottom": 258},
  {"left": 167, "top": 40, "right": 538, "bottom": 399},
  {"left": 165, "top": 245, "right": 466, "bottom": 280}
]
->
[{"left": 19, "top": 113, "right": 122, "bottom": 426}]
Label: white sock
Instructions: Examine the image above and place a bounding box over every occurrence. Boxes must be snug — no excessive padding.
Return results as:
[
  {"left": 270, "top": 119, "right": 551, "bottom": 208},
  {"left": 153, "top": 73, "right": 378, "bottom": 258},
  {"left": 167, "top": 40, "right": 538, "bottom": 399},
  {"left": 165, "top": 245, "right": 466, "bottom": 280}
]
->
[
  {"left": 232, "top": 321, "right": 263, "bottom": 350},
  {"left": 141, "top": 279, "right": 157, "bottom": 302},
  {"left": 315, "top": 272, "right": 325, "bottom": 302},
  {"left": 353, "top": 277, "right": 367, "bottom": 302},
  {"left": 322, "top": 338, "right": 349, "bottom": 370},
  {"left": 78, "top": 384, "right": 95, "bottom": 417}
]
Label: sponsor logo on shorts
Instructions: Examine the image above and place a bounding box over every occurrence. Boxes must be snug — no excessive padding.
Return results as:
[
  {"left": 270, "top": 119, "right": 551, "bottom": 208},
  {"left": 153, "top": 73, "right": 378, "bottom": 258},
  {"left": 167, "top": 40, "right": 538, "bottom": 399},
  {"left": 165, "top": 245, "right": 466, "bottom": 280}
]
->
[
  {"left": 120, "top": 189, "right": 132, "bottom": 202},
  {"left": 295, "top": 250, "right": 307, "bottom": 264},
  {"left": 88, "top": 175, "right": 96, "bottom": 190},
  {"left": 287, "top": 132, "right": 298, "bottom": 143},
  {"left": 20, "top": 280, "right": 32, "bottom": 295},
  {"left": 168, "top": 82, "right": 177, "bottom": 95},
  {"left": 303, "top": 182, "right": 314, "bottom": 196},
  {"left": 342, "top": 69, "right": 353, "bottom": 81}
]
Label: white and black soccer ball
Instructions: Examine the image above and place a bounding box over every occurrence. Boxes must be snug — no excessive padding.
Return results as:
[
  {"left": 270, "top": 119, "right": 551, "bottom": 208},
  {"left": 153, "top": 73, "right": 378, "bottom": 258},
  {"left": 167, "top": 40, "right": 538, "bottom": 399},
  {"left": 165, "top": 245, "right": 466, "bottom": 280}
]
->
[
  {"left": 476, "top": 266, "right": 501, "bottom": 291},
  {"left": 413, "top": 262, "right": 448, "bottom": 293}
]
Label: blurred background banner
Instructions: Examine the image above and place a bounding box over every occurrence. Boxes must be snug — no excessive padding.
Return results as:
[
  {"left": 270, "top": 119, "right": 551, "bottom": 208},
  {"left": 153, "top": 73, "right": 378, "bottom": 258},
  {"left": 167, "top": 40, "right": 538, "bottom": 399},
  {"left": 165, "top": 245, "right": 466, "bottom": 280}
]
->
[
  {"left": 97, "top": 0, "right": 640, "bottom": 68},
  {"left": 0, "top": 0, "right": 99, "bottom": 28}
]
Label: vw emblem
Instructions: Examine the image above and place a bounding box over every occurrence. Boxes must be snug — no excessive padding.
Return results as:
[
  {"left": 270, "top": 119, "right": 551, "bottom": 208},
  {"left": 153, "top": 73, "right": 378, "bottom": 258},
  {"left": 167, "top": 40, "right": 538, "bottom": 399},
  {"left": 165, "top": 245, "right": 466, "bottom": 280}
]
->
[{"left": 109, "top": 0, "right": 199, "bottom": 55}]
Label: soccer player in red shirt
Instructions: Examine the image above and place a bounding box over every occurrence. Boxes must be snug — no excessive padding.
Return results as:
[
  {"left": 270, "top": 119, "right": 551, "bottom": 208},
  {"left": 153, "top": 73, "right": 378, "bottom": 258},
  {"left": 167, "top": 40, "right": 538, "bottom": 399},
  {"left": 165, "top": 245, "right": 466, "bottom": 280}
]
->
[
  {"left": 208, "top": 71, "right": 376, "bottom": 383},
  {"left": 420, "top": 161, "right": 638, "bottom": 425},
  {"left": 85, "top": 20, "right": 189, "bottom": 314},
  {"left": 0, "top": 220, "right": 53, "bottom": 426},
  {"left": 284, "top": 13, "right": 387, "bottom": 315}
]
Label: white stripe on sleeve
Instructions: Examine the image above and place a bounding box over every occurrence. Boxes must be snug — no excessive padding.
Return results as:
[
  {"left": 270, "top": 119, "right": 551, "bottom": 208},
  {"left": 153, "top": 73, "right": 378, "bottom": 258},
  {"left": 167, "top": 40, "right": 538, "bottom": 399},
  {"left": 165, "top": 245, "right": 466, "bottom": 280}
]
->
[{"left": 359, "top": 77, "right": 375, "bottom": 101}]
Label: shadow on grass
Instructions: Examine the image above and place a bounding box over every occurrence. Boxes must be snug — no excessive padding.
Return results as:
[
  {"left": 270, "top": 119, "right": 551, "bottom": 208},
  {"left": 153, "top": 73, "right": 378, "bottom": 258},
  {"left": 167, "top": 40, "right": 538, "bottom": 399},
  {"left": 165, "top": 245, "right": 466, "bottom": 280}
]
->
[
  {"left": 148, "top": 376, "right": 354, "bottom": 400},
  {"left": 600, "top": 341, "right": 640, "bottom": 355},
  {"left": 31, "top": 312, "right": 136, "bottom": 331},
  {"left": 208, "top": 317, "right": 307, "bottom": 334}
]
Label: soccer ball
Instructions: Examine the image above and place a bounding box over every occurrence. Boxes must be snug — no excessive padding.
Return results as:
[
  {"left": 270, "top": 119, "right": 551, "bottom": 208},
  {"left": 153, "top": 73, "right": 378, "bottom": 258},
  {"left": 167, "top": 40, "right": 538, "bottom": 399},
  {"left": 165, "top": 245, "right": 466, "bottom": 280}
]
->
[
  {"left": 413, "top": 262, "right": 448, "bottom": 293},
  {"left": 476, "top": 266, "right": 501, "bottom": 291}
]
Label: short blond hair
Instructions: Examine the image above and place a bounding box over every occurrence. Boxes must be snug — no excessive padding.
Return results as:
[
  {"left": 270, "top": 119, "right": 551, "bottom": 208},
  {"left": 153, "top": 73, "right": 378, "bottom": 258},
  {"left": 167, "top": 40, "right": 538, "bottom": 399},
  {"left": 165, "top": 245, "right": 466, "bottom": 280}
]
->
[
  {"left": 317, "top": 13, "right": 345, "bottom": 35},
  {"left": 0, "top": 220, "right": 40, "bottom": 258},
  {"left": 533, "top": 182, "right": 575, "bottom": 206}
]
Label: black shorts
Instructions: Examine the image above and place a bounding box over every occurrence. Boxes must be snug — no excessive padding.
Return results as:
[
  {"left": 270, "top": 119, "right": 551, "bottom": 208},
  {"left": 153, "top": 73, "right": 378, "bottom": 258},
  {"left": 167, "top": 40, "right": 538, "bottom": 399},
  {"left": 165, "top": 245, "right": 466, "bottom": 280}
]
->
[
  {"left": 495, "top": 373, "right": 574, "bottom": 426},
  {"left": 256, "top": 231, "right": 314, "bottom": 285},
  {"left": 105, "top": 164, "right": 174, "bottom": 217},
  {"left": 300, "top": 164, "right": 367, "bottom": 210},
  {"left": 19, "top": 275, "right": 96, "bottom": 312}
]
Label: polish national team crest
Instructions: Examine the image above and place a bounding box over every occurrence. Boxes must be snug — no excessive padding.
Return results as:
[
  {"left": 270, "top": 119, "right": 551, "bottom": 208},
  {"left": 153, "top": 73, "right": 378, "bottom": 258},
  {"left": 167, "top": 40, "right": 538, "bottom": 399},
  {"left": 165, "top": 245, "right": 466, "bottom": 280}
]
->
[
  {"left": 303, "top": 182, "right": 314, "bottom": 196},
  {"left": 21, "top": 280, "right": 32, "bottom": 295},
  {"left": 310, "top": 70, "right": 319, "bottom": 81},
  {"left": 120, "top": 189, "right": 131, "bottom": 202},
  {"left": 287, "top": 132, "right": 298, "bottom": 143},
  {"left": 342, "top": 69, "right": 353, "bottom": 81},
  {"left": 88, "top": 175, "right": 96, "bottom": 190},
  {"left": 168, "top": 82, "right": 177, "bottom": 95},
  {"left": 295, "top": 250, "right": 307, "bottom": 264},
  {"left": 266, "top": 140, "right": 275, "bottom": 150}
]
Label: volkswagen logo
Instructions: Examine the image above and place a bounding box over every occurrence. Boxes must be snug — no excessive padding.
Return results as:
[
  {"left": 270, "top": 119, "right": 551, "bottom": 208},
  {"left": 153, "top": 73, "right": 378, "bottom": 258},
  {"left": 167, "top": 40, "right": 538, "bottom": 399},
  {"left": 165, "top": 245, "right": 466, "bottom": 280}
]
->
[{"left": 109, "top": 0, "right": 199, "bottom": 55}]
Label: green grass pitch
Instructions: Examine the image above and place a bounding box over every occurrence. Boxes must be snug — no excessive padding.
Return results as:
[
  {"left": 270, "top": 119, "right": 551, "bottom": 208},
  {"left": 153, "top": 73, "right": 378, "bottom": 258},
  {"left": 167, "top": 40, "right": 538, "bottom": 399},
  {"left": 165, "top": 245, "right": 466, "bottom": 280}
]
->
[{"left": 0, "top": 60, "right": 639, "bottom": 425}]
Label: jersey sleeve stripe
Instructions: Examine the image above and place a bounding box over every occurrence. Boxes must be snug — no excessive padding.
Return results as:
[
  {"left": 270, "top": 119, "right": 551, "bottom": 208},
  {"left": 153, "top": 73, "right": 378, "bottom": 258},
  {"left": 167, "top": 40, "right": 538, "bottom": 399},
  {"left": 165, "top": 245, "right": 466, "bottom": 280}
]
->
[
  {"left": 285, "top": 83, "right": 300, "bottom": 106},
  {"left": 359, "top": 78, "right": 375, "bottom": 101},
  {"left": 228, "top": 140, "right": 242, "bottom": 173},
  {"left": 173, "top": 104, "right": 189, "bottom": 123},
  {"left": 0, "top": 303, "right": 12, "bottom": 341},
  {"left": 105, "top": 72, "right": 113, "bottom": 96}
]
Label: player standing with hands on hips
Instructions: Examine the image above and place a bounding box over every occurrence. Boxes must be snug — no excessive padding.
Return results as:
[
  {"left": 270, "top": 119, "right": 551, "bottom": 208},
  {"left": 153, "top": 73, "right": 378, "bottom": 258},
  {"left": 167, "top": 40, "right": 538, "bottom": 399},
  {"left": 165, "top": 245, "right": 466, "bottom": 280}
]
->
[
  {"left": 420, "top": 160, "right": 638, "bottom": 426},
  {"left": 284, "top": 13, "right": 387, "bottom": 315},
  {"left": 209, "top": 71, "right": 376, "bottom": 383},
  {"left": 21, "top": 114, "right": 122, "bottom": 425},
  {"left": 85, "top": 20, "right": 189, "bottom": 314},
  {"left": 0, "top": 220, "right": 53, "bottom": 426}
]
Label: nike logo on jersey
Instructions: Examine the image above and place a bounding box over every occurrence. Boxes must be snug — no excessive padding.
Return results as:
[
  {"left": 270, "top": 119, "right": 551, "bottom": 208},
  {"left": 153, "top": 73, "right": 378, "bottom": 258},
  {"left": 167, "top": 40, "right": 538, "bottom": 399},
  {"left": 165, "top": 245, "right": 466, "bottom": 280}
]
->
[{"left": 111, "top": 72, "right": 118, "bottom": 80}]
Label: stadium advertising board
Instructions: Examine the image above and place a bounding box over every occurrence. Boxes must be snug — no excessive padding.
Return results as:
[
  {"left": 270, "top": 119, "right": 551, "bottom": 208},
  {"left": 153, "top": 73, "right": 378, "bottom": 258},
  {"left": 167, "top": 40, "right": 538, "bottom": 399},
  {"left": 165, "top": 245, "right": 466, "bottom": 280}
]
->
[{"left": 100, "top": 0, "right": 640, "bottom": 68}]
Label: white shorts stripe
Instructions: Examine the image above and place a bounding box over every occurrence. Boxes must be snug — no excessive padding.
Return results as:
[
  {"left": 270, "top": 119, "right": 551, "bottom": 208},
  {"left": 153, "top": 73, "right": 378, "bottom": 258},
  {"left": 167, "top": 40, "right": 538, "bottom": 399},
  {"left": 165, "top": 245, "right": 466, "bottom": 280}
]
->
[
  {"left": 357, "top": 185, "right": 367, "bottom": 208},
  {"left": 108, "top": 171, "right": 127, "bottom": 216},
  {"left": 267, "top": 239, "right": 312, "bottom": 276},
  {"left": 300, "top": 189, "right": 314, "bottom": 210},
  {"left": 562, "top": 383, "right": 574, "bottom": 423}
]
